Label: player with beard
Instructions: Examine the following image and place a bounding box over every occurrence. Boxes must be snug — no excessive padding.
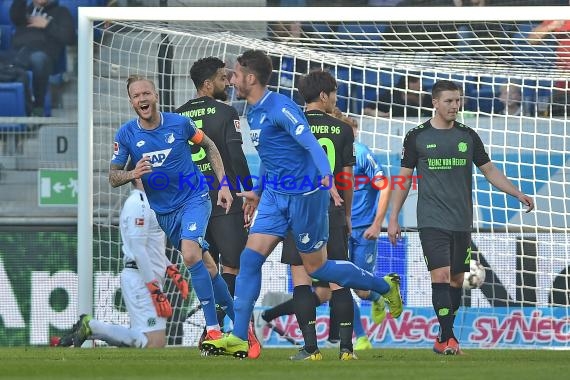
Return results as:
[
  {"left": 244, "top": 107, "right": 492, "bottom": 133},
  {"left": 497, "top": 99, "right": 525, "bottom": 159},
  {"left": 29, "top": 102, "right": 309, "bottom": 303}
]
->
[
  {"left": 110, "top": 75, "right": 233, "bottom": 347},
  {"left": 201, "top": 50, "right": 403, "bottom": 359},
  {"left": 176, "top": 57, "right": 260, "bottom": 358}
]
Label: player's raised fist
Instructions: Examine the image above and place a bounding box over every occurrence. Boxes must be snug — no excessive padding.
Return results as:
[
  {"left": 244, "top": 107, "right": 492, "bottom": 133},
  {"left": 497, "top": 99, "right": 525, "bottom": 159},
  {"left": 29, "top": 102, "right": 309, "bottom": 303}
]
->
[{"left": 132, "top": 156, "right": 153, "bottom": 179}]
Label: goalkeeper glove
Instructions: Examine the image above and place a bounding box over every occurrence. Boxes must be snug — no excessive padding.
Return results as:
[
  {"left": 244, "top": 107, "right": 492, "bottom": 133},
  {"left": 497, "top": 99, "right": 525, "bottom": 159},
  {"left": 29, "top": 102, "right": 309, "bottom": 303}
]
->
[
  {"left": 166, "top": 264, "right": 189, "bottom": 300},
  {"left": 146, "top": 280, "right": 173, "bottom": 318}
]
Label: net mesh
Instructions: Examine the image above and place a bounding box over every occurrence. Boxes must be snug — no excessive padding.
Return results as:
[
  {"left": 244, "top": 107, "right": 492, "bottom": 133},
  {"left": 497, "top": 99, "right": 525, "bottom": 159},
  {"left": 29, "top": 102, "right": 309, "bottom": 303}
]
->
[{"left": 87, "top": 11, "right": 570, "bottom": 348}]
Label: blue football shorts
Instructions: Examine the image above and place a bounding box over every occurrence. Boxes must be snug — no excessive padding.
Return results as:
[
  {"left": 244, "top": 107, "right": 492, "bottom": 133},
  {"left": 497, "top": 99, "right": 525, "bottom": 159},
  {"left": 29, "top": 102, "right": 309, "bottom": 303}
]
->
[
  {"left": 349, "top": 227, "right": 378, "bottom": 273},
  {"left": 155, "top": 193, "right": 212, "bottom": 250},
  {"left": 249, "top": 188, "right": 329, "bottom": 253}
]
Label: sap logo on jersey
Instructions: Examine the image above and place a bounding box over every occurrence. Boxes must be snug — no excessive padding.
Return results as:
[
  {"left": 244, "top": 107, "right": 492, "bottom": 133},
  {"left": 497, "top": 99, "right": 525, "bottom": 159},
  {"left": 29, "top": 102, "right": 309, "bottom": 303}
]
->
[
  {"left": 250, "top": 129, "right": 261, "bottom": 147},
  {"left": 143, "top": 148, "right": 172, "bottom": 167}
]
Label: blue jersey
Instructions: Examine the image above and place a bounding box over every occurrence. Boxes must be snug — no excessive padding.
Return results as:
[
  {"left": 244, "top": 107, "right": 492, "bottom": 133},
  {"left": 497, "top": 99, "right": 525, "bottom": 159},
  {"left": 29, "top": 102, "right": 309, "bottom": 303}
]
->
[
  {"left": 352, "top": 142, "right": 384, "bottom": 229},
  {"left": 247, "top": 90, "right": 331, "bottom": 194},
  {"left": 111, "top": 112, "right": 206, "bottom": 214}
]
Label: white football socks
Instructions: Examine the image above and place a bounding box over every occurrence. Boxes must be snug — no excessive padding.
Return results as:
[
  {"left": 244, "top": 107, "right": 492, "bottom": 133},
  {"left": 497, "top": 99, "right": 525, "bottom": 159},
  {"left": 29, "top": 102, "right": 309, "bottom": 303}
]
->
[{"left": 89, "top": 319, "right": 148, "bottom": 348}]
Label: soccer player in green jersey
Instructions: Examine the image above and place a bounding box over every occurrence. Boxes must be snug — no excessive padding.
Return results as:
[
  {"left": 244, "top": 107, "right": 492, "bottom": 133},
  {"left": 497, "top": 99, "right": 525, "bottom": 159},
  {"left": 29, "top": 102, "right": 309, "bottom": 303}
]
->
[{"left": 388, "top": 80, "right": 534, "bottom": 355}]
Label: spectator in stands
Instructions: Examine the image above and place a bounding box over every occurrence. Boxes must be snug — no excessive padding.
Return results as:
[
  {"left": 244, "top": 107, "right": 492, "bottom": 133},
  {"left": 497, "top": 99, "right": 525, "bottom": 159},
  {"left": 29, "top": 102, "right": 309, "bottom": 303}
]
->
[
  {"left": 266, "top": 0, "right": 304, "bottom": 42},
  {"left": 529, "top": 18, "right": 570, "bottom": 115},
  {"left": 452, "top": 0, "right": 486, "bottom": 5},
  {"left": 9, "top": 0, "right": 75, "bottom": 116},
  {"left": 529, "top": 20, "right": 570, "bottom": 78},
  {"left": 363, "top": 75, "right": 432, "bottom": 118},
  {"left": 395, "top": 1, "right": 515, "bottom": 62},
  {"left": 498, "top": 84, "right": 524, "bottom": 116},
  {"left": 528, "top": 20, "right": 570, "bottom": 88},
  {"left": 306, "top": 0, "right": 368, "bottom": 5},
  {"left": 397, "top": 0, "right": 484, "bottom": 5}
]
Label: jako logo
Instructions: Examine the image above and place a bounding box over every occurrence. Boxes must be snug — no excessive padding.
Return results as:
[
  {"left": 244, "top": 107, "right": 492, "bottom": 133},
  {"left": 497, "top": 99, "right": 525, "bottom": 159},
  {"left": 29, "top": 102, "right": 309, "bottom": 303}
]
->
[{"left": 143, "top": 148, "right": 172, "bottom": 167}]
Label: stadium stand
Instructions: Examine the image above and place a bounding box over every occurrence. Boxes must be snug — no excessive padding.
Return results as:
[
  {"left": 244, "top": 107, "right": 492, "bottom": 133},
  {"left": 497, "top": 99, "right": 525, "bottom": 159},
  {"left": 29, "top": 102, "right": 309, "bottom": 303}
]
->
[{"left": 0, "top": 81, "right": 27, "bottom": 155}]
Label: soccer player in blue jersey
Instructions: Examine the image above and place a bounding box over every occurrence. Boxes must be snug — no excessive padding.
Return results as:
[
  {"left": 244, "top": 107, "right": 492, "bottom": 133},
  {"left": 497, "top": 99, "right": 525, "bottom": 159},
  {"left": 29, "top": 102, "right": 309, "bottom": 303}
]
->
[
  {"left": 255, "top": 111, "right": 392, "bottom": 352},
  {"left": 176, "top": 57, "right": 260, "bottom": 358},
  {"left": 201, "top": 50, "right": 403, "bottom": 359},
  {"left": 388, "top": 80, "right": 534, "bottom": 355},
  {"left": 344, "top": 113, "right": 392, "bottom": 351},
  {"left": 109, "top": 75, "right": 233, "bottom": 344},
  {"left": 279, "top": 70, "right": 357, "bottom": 361}
]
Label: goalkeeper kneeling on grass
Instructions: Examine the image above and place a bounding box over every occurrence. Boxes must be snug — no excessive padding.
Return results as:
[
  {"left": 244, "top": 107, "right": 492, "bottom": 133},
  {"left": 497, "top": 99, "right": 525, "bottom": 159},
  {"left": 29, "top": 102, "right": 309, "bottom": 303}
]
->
[
  {"left": 59, "top": 178, "right": 190, "bottom": 348},
  {"left": 60, "top": 179, "right": 236, "bottom": 348}
]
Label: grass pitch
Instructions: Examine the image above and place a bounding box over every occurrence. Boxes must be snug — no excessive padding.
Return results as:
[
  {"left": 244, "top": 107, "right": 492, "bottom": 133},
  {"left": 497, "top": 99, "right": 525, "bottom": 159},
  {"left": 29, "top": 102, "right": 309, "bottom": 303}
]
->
[{"left": 0, "top": 347, "right": 566, "bottom": 380}]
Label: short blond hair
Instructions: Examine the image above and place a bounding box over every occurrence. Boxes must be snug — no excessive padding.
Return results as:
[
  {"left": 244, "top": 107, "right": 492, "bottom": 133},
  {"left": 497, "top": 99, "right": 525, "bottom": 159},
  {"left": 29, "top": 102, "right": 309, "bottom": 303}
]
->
[
  {"left": 126, "top": 75, "right": 156, "bottom": 97},
  {"left": 330, "top": 107, "right": 357, "bottom": 130}
]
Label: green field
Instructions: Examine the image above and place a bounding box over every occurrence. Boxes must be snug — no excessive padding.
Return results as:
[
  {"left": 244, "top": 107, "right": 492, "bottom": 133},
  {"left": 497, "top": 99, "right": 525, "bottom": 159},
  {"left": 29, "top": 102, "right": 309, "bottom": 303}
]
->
[{"left": 0, "top": 348, "right": 567, "bottom": 380}]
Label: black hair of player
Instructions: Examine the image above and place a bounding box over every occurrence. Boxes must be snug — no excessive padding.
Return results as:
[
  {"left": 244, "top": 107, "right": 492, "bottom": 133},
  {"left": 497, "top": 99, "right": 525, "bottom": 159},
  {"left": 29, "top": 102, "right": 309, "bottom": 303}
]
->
[
  {"left": 297, "top": 70, "right": 337, "bottom": 104},
  {"left": 190, "top": 57, "right": 226, "bottom": 89},
  {"left": 432, "top": 80, "right": 460, "bottom": 99},
  {"left": 237, "top": 50, "right": 273, "bottom": 86}
]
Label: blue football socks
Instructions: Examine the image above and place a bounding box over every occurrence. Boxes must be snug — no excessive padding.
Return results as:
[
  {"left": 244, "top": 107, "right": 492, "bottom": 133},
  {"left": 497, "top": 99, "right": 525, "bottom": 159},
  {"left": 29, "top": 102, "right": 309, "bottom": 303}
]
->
[
  {"left": 310, "top": 260, "right": 390, "bottom": 294},
  {"left": 233, "top": 248, "right": 266, "bottom": 340},
  {"left": 188, "top": 260, "right": 218, "bottom": 327}
]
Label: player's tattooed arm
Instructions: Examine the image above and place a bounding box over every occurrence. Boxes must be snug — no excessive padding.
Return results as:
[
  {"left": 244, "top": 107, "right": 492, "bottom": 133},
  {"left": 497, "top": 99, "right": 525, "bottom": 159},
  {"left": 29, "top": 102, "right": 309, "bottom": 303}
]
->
[
  {"left": 198, "top": 134, "right": 233, "bottom": 212},
  {"left": 198, "top": 134, "right": 226, "bottom": 182},
  {"left": 109, "top": 157, "right": 152, "bottom": 187}
]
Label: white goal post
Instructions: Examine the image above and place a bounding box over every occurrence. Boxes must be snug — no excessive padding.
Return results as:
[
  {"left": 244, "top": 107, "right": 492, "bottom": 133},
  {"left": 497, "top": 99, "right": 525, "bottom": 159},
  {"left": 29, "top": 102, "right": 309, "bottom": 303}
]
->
[{"left": 78, "top": 6, "right": 570, "bottom": 349}]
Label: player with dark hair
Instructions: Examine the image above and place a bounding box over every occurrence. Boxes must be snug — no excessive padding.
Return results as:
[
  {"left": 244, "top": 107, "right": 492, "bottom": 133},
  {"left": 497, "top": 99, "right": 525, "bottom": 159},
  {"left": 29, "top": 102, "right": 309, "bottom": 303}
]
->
[
  {"left": 387, "top": 79, "right": 534, "bottom": 355},
  {"left": 255, "top": 109, "right": 391, "bottom": 352},
  {"left": 202, "top": 50, "right": 403, "bottom": 359},
  {"left": 278, "top": 69, "right": 358, "bottom": 361},
  {"left": 109, "top": 75, "right": 233, "bottom": 346},
  {"left": 176, "top": 56, "right": 260, "bottom": 358}
]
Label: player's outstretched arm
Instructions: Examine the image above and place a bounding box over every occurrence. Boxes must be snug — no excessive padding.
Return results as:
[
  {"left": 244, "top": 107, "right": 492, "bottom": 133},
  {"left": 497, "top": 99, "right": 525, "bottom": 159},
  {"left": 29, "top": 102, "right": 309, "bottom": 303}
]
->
[
  {"left": 364, "top": 175, "right": 391, "bottom": 240},
  {"left": 342, "top": 166, "right": 354, "bottom": 234},
  {"left": 237, "top": 190, "right": 260, "bottom": 228},
  {"left": 478, "top": 161, "right": 535, "bottom": 213},
  {"left": 198, "top": 134, "right": 225, "bottom": 182},
  {"left": 387, "top": 167, "right": 414, "bottom": 245}
]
